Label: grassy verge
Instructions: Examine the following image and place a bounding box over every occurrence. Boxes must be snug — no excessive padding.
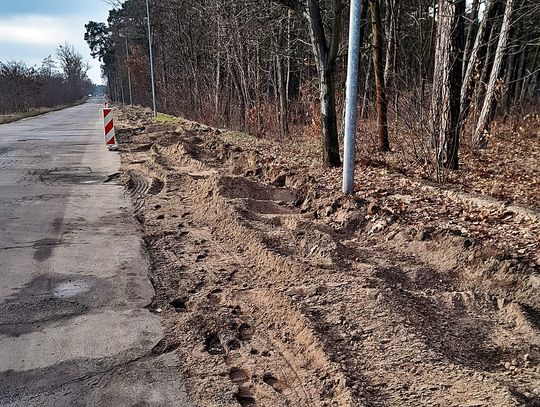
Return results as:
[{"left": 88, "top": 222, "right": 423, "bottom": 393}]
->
[
  {"left": 0, "top": 99, "right": 87, "bottom": 125},
  {"left": 155, "top": 112, "right": 188, "bottom": 125},
  {"left": 155, "top": 111, "right": 255, "bottom": 143}
]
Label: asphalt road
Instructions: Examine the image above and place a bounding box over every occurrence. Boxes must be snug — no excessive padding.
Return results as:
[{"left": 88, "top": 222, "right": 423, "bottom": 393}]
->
[{"left": 0, "top": 102, "right": 191, "bottom": 406}]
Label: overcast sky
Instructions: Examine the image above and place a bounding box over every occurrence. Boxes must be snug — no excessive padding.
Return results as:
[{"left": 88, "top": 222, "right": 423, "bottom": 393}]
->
[{"left": 0, "top": 0, "right": 111, "bottom": 84}]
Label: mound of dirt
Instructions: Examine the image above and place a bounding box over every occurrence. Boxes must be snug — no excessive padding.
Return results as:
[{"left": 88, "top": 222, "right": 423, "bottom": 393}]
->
[{"left": 115, "top": 105, "right": 540, "bottom": 407}]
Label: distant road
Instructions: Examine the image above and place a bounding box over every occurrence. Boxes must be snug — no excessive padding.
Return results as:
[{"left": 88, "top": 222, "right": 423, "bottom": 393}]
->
[{"left": 0, "top": 102, "right": 191, "bottom": 406}]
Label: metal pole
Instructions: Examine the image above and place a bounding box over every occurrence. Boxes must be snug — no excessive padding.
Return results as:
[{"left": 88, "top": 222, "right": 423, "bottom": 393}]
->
[
  {"left": 342, "top": 0, "right": 363, "bottom": 194},
  {"left": 146, "top": 0, "right": 157, "bottom": 116},
  {"left": 125, "top": 36, "right": 133, "bottom": 105}
]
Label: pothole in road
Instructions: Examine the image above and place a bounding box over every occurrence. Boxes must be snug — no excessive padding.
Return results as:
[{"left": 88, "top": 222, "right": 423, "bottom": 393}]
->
[
  {"left": 53, "top": 280, "right": 92, "bottom": 299},
  {"left": 0, "top": 274, "right": 109, "bottom": 337},
  {"left": 32, "top": 167, "right": 106, "bottom": 185}
]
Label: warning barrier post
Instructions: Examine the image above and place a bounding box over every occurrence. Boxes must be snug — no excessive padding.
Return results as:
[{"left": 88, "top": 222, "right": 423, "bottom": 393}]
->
[{"left": 103, "top": 108, "right": 117, "bottom": 150}]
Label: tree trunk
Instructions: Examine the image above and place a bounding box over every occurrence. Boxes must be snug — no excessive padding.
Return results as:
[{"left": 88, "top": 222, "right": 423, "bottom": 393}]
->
[
  {"left": 369, "top": 0, "right": 390, "bottom": 152},
  {"left": 318, "top": 64, "right": 341, "bottom": 166},
  {"left": 517, "top": 43, "right": 530, "bottom": 103},
  {"left": 460, "top": 0, "right": 494, "bottom": 123},
  {"left": 286, "top": 10, "right": 292, "bottom": 103},
  {"left": 304, "top": 0, "right": 342, "bottom": 166},
  {"left": 383, "top": 0, "right": 396, "bottom": 89},
  {"left": 473, "top": 0, "right": 515, "bottom": 148},
  {"left": 476, "top": 21, "right": 498, "bottom": 101},
  {"left": 432, "top": 0, "right": 465, "bottom": 170},
  {"left": 276, "top": 51, "right": 289, "bottom": 138},
  {"left": 361, "top": 52, "right": 372, "bottom": 119},
  {"left": 462, "top": 0, "right": 479, "bottom": 80},
  {"left": 526, "top": 44, "right": 540, "bottom": 100},
  {"left": 255, "top": 43, "right": 262, "bottom": 134},
  {"left": 501, "top": 26, "right": 518, "bottom": 114}
]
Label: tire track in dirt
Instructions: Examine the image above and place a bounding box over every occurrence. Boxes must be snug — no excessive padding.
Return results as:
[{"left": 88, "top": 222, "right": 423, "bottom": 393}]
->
[
  {"left": 123, "top": 154, "right": 352, "bottom": 406},
  {"left": 117, "top": 109, "right": 540, "bottom": 407}
]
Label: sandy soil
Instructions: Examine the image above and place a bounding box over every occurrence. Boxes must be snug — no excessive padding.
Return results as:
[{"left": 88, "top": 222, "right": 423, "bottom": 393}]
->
[{"left": 115, "top": 106, "right": 539, "bottom": 407}]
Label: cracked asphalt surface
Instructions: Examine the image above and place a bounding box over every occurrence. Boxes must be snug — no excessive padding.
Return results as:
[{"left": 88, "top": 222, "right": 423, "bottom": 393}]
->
[{"left": 0, "top": 102, "right": 191, "bottom": 406}]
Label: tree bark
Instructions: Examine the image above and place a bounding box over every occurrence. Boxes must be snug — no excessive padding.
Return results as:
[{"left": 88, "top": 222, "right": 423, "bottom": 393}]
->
[
  {"left": 369, "top": 0, "right": 390, "bottom": 151},
  {"left": 255, "top": 43, "right": 262, "bottom": 134},
  {"left": 473, "top": 0, "right": 515, "bottom": 148},
  {"left": 501, "top": 26, "right": 518, "bottom": 113},
  {"left": 431, "top": 0, "right": 465, "bottom": 170},
  {"left": 462, "top": 0, "right": 479, "bottom": 80},
  {"left": 276, "top": 50, "right": 289, "bottom": 138},
  {"left": 383, "top": 0, "right": 395, "bottom": 88},
  {"left": 361, "top": 52, "right": 372, "bottom": 119},
  {"left": 460, "top": 0, "right": 494, "bottom": 124}
]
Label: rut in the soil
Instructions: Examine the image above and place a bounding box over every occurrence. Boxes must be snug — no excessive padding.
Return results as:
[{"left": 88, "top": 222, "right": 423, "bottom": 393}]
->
[{"left": 118, "top": 112, "right": 540, "bottom": 407}]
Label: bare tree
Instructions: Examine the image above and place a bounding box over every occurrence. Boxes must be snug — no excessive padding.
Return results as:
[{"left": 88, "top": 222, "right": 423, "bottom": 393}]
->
[
  {"left": 85, "top": 0, "right": 540, "bottom": 176},
  {"left": 273, "top": 0, "right": 344, "bottom": 166},
  {"left": 460, "top": 0, "right": 493, "bottom": 123},
  {"left": 57, "top": 43, "right": 91, "bottom": 101},
  {"left": 473, "top": 0, "right": 515, "bottom": 147}
]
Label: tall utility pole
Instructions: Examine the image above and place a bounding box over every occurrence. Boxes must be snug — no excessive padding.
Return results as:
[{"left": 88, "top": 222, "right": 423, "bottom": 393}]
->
[
  {"left": 342, "top": 0, "right": 362, "bottom": 194},
  {"left": 146, "top": 0, "right": 157, "bottom": 116}
]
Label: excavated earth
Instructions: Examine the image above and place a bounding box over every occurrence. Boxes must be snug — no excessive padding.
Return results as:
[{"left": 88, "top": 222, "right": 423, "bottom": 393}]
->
[{"left": 115, "top": 106, "right": 539, "bottom": 407}]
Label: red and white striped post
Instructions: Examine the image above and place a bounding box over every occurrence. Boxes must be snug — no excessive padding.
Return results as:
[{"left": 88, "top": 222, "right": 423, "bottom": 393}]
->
[{"left": 102, "top": 108, "right": 117, "bottom": 150}]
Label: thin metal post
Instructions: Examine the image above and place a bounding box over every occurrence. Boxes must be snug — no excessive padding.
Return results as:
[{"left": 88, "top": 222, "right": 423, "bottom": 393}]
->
[
  {"left": 146, "top": 0, "right": 157, "bottom": 116},
  {"left": 125, "top": 36, "right": 133, "bottom": 105},
  {"left": 342, "top": 0, "right": 363, "bottom": 194}
]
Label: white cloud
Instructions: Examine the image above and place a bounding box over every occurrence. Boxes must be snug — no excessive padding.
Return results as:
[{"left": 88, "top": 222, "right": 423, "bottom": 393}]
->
[
  {"left": 0, "top": 14, "right": 104, "bottom": 84},
  {"left": 0, "top": 15, "right": 79, "bottom": 46}
]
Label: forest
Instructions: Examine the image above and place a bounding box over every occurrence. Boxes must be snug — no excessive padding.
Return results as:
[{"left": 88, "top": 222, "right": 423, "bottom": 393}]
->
[
  {"left": 0, "top": 44, "right": 93, "bottom": 116},
  {"left": 86, "top": 0, "right": 540, "bottom": 175},
  {"left": 83, "top": 1, "right": 540, "bottom": 405}
]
